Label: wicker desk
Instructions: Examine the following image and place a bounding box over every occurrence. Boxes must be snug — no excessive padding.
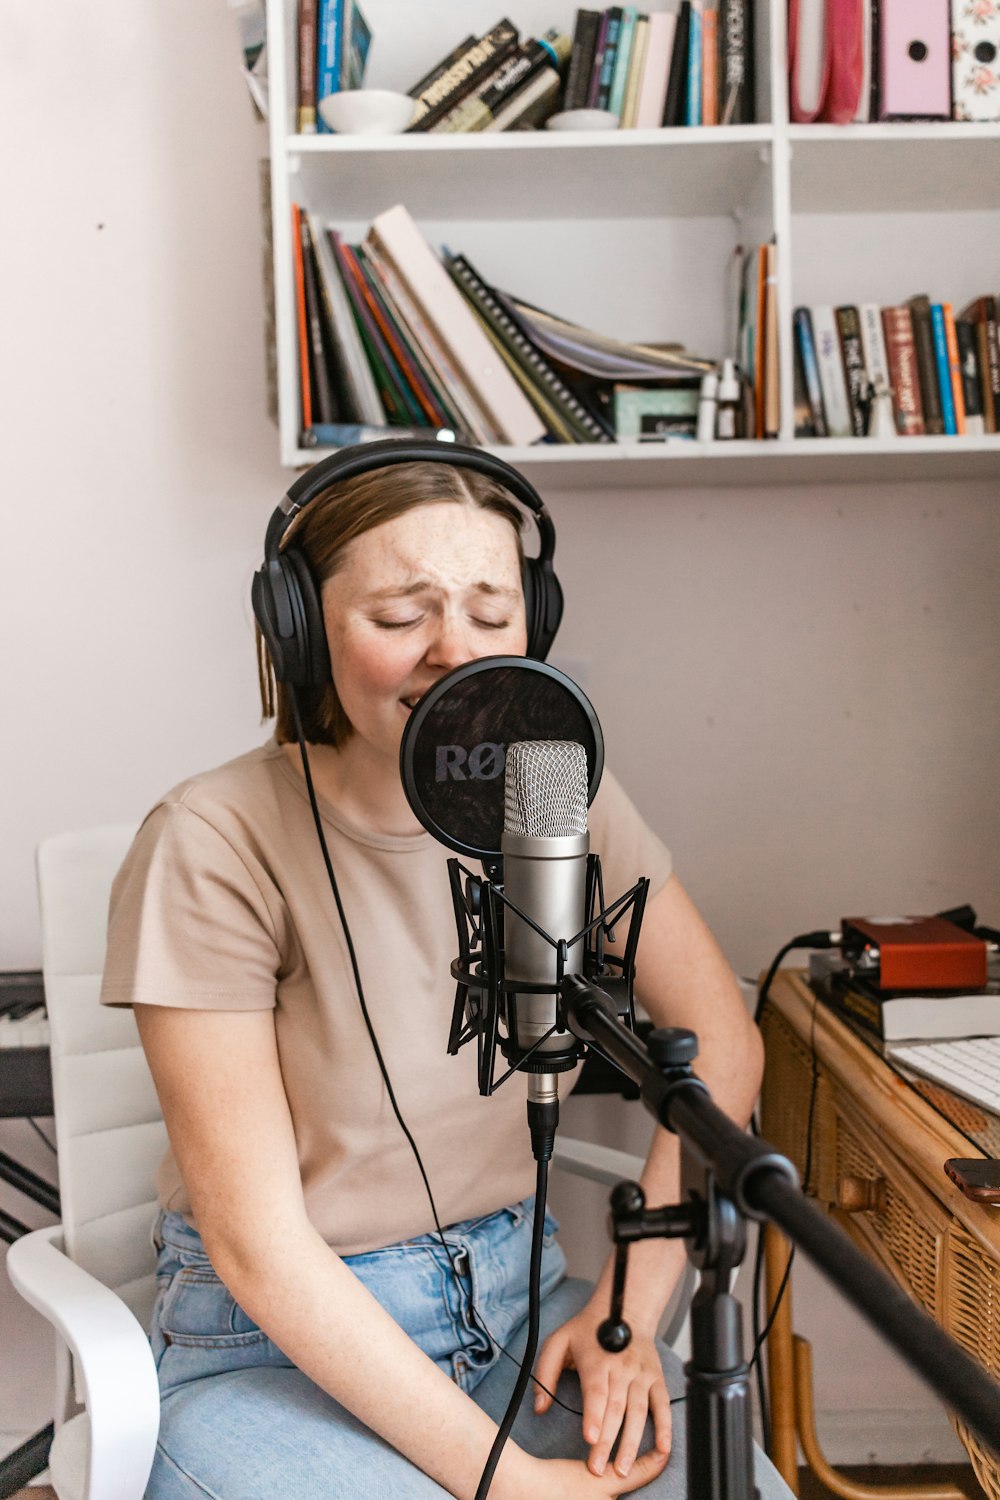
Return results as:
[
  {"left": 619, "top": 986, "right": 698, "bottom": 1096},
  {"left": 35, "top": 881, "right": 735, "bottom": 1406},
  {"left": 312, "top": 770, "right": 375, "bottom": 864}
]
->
[{"left": 760, "top": 970, "right": 1000, "bottom": 1500}]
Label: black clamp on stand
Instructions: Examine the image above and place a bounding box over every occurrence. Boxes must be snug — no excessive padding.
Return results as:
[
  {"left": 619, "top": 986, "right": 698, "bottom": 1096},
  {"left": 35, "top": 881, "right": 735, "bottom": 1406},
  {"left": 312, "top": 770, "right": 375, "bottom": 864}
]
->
[{"left": 595, "top": 1028, "right": 761, "bottom": 1500}]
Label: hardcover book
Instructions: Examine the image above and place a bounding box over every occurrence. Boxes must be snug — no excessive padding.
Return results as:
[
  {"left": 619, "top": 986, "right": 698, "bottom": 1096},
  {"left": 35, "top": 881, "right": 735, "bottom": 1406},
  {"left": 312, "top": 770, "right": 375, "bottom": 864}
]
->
[
  {"left": 907, "top": 294, "right": 944, "bottom": 435},
  {"left": 720, "top": 0, "right": 754, "bottom": 122},
  {"left": 835, "top": 305, "right": 869, "bottom": 436},
  {"left": 810, "top": 305, "right": 853, "bottom": 437},
  {"left": 564, "top": 9, "right": 602, "bottom": 112},
  {"left": 635, "top": 11, "right": 677, "bottom": 127},
  {"left": 408, "top": 21, "right": 520, "bottom": 131},
  {"left": 881, "top": 305, "right": 925, "bottom": 435},
  {"left": 793, "top": 307, "right": 828, "bottom": 436},
  {"left": 955, "top": 319, "right": 986, "bottom": 436}
]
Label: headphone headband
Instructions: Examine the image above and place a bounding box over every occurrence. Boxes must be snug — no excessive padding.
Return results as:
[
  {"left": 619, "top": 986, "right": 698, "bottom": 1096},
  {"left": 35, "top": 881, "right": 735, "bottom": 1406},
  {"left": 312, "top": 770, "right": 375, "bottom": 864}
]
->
[{"left": 264, "top": 438, "right": 557, "bottom": 569}]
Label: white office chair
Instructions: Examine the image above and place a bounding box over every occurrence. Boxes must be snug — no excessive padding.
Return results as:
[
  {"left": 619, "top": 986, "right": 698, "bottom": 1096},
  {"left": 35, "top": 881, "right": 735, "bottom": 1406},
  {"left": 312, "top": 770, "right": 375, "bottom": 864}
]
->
[{"left": 8, "top": 824, "right": 690, "bottom": 1500}]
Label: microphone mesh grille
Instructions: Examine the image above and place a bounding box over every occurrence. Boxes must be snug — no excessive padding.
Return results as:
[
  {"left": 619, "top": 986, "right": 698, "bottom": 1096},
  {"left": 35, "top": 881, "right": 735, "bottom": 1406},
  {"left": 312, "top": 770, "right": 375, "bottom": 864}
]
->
[{"left": 504, "top": 741, "right": 588, "bottom": 838}]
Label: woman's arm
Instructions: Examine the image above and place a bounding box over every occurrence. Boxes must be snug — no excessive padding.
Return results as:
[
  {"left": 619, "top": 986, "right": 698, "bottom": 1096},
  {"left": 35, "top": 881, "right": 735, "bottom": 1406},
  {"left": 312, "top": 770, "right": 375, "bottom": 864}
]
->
[
  {"left": 534, "top": 875, "right": 764, "bottom": 1478},
  {"left": 135, "top": 1004, "right": 664, "bottom": 1500}
]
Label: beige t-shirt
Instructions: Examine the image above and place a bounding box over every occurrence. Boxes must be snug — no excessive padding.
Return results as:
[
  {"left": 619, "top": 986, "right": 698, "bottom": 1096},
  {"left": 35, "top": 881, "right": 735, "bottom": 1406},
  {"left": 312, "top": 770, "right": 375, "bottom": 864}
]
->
[{"left": 101, "top": 739, "right": 672, "bottom": 1256}]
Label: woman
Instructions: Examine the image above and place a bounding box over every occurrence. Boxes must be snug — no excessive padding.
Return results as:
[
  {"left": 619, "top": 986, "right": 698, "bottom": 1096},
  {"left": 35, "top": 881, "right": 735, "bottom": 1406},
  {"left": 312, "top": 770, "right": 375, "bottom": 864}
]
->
[{"left": 101, "top": 450, "right": 786, "bottom": 1499}]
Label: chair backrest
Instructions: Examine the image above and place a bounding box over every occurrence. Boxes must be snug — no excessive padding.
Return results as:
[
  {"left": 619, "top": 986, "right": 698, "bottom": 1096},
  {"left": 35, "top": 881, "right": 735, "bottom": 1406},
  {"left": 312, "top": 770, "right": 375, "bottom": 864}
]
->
[{"left": 36, "top": 825, "right": 167, "bottom": 1328}]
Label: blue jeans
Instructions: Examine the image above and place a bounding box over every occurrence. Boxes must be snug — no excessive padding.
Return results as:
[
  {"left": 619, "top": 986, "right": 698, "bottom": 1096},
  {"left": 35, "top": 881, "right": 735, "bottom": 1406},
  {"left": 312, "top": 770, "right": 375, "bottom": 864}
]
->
[{"left": 147, "top": 1203, "right": 791, "bottom": 1498}]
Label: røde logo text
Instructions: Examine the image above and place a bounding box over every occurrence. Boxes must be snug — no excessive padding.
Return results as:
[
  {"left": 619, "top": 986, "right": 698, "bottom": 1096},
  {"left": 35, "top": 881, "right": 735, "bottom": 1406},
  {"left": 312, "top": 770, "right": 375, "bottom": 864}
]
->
[{"left": 435, "top": 743, "right": 505, "bottom": 781}]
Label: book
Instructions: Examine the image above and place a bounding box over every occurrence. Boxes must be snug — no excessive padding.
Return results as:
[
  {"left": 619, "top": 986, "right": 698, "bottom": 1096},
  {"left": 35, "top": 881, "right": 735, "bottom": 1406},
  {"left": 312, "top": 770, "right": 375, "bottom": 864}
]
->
[
  {"left": 792, "top": 334, "right": 815, "bottom": 436},
  {"left": 858, "top": 303, "right": 892, "bottom": 419},
  {"left": 720, "top": 0, "right": 754, "bottom": 123},
  {"left": 352, "top": 245, "right": 459, "bottom": 429},
  {"left": 501, "top": 293, "right": 715, "bottom": 380},
  {"left": 315, "top": 0, "right": 342, "bottom": 134},
  {"left": 701, "top": 5, "right": 719, "bottom": 125},
  {"left": 291, "top": 205, "right": 313, "bottom": 429},
  {"left": 296, "top": 0, "right": 319, "bottom": 132},
  {"left": 362, "top": 240, "right": 496, "bottom": 442},
  {"left": 407, "top": 36, "right": 477, "bottom": 98},
  {"left": 881, "top": 305, "right": 925, "bottom": 435},
  {"left": 941, "top": 303, "right": 966, "bottom": 435},
  {"left": 595, "top": 8, "right": 624, "bottom": 111},
  {"left": 686, "top": 1, "right": 703, "bottom": 125},
  {"left": 302, "top": 421, "right": 458, "bottom": 448},
  {"left": 367, "top": 205, "right": 547, "bottom": 445},
  {"left": 331, "top": 232, "right": 423, "bottom": 425},
  {"left": 822, "top": 972, "right": 1000, "bottom": 1045},
  {"left": 408, "top": 21, "right": 520, "bottom": 132},
  {"left": 810, "top": 305, "right": 853, "bottom": 437},
  {"left": 300, "top": 215, "right": 336, "bottom": 425},
  {"left": 485, "top": 66, "right": 563, "bottom": 130},
  {"left": 608, "top": 7, "right": 639, "bottom": 122},
  {"left": 586, "top": 10, "right": 612, "bottom": 107},
  {"left": 435, "top": 32, "right": 571, "bottom": 132},
  {"left": 307, "top": 213, "right": 386, "bottom": 425},
  {"left": 614, "top": 386, "right": 700, "bottom": 440},
  {"left": 793, "top": 307, "right": 828, "bottom": 436},
  {"left": 445, "top": 254, "right": 615, "bottom": 443},
  {"left": 835, "top": 305, "right": 869, "bottom": 437},
  {"left": 564, "top": 9, "right": 602, "bottom": 112},
  {"left": 955, "top": 319, "right": 986, "bottom": 437},
  {"left": 762, "top": 241, "right": 780, "bottom": 437},
  {"left": 959, "top": 296, "right": 1000, "bottom": 432},
  {"left": 635, "top": 11, "right": 677, "bottom": 128},
  {"left": 930, "top": 303, "right": 957, "bottom": 436},
  {"left": 621, "top": 14, "right": 650, "bottom": 128},
  {"left": 907, "top": 294, "right": 944, "bottom": 435},
  {"left": 663, "top": 1, "right": 692, "bottom": 123},
  {"left": 340, "top": 0, "right": 372, "bottom": 90}
]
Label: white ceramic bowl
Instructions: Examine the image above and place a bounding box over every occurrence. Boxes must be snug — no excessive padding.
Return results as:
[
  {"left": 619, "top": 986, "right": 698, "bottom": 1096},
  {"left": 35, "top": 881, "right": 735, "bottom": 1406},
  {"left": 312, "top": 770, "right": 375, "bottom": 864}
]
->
[
  {"left": 545, "top": 108, "right": 620, "bottom": 131},
  {"left": 318, "top": 89, "right": 416, "bottom": 135}
]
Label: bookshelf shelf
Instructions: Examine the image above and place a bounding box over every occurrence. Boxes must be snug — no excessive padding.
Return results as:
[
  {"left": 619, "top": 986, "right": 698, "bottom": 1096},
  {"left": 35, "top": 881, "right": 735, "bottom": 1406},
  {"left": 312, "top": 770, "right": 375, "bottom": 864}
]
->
[
  {"left": 290, "top": 436, "right": 1000, "bottom": 489},
  {"left": 266, "top": 0, "right": 1000, "bottom": 483},
  {"left": 787, "top": 125, "right": 1000, "bottom": 214},
  {"left": 291, "top": 126, "right": 776, "bottom": 221}
]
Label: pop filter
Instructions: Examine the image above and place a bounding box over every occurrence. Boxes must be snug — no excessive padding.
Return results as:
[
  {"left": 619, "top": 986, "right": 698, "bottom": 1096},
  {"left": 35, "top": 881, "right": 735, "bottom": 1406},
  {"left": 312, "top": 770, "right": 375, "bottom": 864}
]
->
[{"left": 399, "top": 656, "right": 604, "bottom": 862}]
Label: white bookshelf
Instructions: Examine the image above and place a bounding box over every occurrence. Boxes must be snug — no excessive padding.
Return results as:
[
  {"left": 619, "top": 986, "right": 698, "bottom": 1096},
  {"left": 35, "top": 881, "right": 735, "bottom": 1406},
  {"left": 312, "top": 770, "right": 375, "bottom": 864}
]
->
[{"left": 265, "top": 0, "right": 1000, "bottom": 484}]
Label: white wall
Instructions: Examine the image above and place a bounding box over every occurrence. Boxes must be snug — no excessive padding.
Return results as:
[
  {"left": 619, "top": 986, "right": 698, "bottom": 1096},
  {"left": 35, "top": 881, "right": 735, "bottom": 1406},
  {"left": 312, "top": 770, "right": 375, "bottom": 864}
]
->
[{"left": 2, "top": 0, "right": 996, "bottom": 1470}]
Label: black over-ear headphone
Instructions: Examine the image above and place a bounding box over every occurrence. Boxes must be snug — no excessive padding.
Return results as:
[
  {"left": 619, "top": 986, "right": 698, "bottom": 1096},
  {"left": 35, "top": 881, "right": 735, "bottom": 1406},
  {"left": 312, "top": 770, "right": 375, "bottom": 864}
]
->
[{"left": 252, "top": 438, "right": 564, "bottom": 686}]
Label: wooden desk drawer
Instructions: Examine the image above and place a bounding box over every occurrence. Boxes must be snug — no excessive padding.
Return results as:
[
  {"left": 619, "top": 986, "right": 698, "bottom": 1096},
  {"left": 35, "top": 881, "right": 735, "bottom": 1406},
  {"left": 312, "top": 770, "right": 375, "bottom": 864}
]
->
[{"left": 830, "top": 1105, "right": 947, "bottom": 1318}]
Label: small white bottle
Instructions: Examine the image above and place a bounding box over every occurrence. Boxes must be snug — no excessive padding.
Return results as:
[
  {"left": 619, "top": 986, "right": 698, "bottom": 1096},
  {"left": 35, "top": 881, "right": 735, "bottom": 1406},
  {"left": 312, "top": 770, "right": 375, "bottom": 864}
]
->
[
  {"left": 697, "top": 371, "right": 719, "bottom": 442},
  {"left": 715, "top": 358, "right": 742, "bottom": 439}
]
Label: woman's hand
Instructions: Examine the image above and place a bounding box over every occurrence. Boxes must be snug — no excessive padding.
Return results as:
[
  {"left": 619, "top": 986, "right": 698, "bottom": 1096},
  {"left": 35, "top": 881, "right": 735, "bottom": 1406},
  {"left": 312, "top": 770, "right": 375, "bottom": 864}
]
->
[
  {"left": 532, "top": 1299, "right": 673, "bottom": 1480},
  {"left": 520, "top": 1452, "right": 669, "bottom": 1497}
]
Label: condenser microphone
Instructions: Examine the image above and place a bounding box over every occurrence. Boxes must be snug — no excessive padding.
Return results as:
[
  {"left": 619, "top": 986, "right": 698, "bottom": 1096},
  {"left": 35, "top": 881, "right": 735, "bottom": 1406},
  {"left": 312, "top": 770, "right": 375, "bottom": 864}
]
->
[{"left": 501, "top": 741, "right": 590, "bottom": 1104}]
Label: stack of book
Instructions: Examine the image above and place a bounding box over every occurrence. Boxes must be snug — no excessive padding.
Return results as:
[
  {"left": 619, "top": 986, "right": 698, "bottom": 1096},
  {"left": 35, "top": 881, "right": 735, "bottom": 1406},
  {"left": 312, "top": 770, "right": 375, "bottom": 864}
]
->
[
  {"left": 296, "top": 0, "right": 373, "bottom": 132},
  {"left": 790, "top": 0, "right": 1000, "bottom": 124},
  {"left": 403, "top": 21, "right": 572, "bottom": 133},
  {"left": 290, "top": 201, "right": 719, "bottom": 448},
  {"left": 564, "top": 2, "right": 755, "bottom": 126},
  {"left": 793, "top": 297, "right": 1000, "bottom": 439}
]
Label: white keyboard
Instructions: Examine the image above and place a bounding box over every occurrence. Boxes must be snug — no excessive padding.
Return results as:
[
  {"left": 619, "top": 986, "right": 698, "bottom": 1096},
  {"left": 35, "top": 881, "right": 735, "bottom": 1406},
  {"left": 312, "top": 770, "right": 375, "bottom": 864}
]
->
[
  {"left": 0, "top": 1007, "right": 50, "bottom": 1049},
  {"left": 890, "top": 1036, "right": 1000, "bottom": 1116}
]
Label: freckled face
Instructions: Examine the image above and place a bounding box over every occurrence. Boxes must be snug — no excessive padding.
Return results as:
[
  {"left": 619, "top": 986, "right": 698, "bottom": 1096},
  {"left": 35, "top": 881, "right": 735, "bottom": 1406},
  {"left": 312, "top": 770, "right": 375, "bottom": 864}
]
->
[{"left": 321, "top": 502, "right": 527, "bottom": 764}]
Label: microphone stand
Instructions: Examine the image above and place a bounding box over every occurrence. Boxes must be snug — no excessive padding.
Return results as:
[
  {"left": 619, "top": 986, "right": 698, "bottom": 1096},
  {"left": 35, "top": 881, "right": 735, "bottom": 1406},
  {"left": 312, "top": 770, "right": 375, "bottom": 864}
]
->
[{"left": 561, "top": 975, "right": 1000, "bottom": 1500}]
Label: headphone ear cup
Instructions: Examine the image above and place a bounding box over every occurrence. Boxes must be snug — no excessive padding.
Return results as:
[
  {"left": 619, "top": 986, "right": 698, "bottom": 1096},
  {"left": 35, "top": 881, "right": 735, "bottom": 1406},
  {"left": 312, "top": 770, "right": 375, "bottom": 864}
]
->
[
  {"left": 284, "top": 548, "right": 331, "bottom": 686},
  {"left": 522, "top": 559, "right": 563, "bottom": 661},
  {"left": 251, "top": 550, "right": 330, "bottom": 687}
]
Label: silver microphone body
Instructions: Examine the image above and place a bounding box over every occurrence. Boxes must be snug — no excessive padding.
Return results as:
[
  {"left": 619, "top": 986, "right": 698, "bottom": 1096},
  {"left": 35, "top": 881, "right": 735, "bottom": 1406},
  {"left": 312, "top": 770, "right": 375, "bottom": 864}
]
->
[{"left": 501, "top": 742, "right": 590, "bottom": 1104}]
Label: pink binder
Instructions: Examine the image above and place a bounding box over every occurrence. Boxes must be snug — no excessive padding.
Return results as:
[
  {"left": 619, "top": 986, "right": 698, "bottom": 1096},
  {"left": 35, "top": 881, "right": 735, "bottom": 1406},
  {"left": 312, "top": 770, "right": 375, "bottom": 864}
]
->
[{"left": 878, "top": 0, "right": 951, "bottom": 119}]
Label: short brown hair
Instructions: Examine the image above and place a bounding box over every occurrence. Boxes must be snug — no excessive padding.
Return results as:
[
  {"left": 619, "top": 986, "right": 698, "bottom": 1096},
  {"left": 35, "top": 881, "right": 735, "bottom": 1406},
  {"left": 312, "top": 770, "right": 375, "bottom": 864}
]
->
[{"left": 257, "top": 460, "right": 525, "bottom": 746}]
